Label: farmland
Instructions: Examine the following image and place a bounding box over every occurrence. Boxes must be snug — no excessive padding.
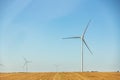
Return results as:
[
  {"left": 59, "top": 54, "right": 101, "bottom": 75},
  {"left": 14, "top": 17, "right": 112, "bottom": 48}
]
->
[{"left": 0, "top": 72, "right": 120, "bottom": 80}]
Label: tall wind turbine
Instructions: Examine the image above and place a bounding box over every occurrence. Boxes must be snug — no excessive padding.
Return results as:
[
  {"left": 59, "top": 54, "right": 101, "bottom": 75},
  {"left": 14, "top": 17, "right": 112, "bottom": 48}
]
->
[
  {"left": 23, "top": 57, "right": 31, "bottom": 72},
  {"left": 63, "top": 20, "right": 93, "bottom": 72}
]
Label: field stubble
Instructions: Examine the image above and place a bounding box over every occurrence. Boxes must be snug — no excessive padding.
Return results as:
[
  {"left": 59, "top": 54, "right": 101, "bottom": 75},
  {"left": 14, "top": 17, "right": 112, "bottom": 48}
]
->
[{"left": 0, "top": 72, "right": 120, "bottom": 80}]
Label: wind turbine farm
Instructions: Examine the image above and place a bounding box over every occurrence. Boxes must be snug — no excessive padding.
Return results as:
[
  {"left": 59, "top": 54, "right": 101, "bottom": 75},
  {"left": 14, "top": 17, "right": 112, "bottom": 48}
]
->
[
  {"left": 0, "top": 19, "right": 120, "bottom": 80},
  {"left": 0, "top": 0, "right": 120, "bottom": 80}
]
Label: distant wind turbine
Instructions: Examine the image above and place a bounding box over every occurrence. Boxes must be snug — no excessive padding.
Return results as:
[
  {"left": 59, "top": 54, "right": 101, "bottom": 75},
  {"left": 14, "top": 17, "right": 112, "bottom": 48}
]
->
[
  {"left": 23, "top": 57, "right": 31, "bottom": 72},
  {"left": 62, "top": 20, "right": 93, "bottom": 72},
  {"left": 54, "top": 64, "right": 59, "bottom": 72}
]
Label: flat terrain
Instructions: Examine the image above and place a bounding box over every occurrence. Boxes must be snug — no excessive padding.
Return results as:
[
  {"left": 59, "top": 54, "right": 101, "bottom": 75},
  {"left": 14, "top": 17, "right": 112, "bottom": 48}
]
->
[{"left": 0, "top": 72, "right": 120, "bottom": 80}]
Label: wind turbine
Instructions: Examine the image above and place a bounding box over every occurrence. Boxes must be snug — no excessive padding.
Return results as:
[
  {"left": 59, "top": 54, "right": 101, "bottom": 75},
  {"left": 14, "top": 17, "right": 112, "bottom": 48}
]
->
[
  {"left": 63, "top": 20, "right": 93, "bottom": 72},
  {"left": 23, "top": 57, "right": 31, "bottom": 72},
  {"left": 54, "top": 64, "right": 59, "bottom": 72}
]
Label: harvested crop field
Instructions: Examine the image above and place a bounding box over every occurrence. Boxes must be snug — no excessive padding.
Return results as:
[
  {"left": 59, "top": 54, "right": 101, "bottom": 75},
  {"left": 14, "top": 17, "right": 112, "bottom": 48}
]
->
[{"left": 0, "top": 72, "right": 120, "bottom": 80}]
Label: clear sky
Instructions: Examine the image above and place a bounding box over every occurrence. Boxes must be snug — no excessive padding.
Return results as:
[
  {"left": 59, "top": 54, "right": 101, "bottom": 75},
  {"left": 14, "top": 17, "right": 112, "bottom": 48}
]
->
[{"left": 0, "top": 0, "right": 120, "bottom": 72}]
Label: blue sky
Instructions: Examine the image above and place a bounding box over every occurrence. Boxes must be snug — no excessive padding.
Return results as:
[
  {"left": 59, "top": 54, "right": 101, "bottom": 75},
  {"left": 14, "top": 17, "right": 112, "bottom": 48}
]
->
[{"left": 0, "top": 0, "right": 120, "bottom": 72}]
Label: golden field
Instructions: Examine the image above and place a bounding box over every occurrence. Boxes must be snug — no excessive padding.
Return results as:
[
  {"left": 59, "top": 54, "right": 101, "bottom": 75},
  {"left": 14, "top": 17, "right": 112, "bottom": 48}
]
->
[{"left": 0, "top": 72, "right": 120, "bottom": 80}]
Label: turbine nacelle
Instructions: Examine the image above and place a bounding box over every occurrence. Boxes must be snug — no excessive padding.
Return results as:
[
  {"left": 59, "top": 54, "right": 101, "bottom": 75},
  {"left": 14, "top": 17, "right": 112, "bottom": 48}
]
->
[{"left": 81, "top": 35, "right": 84, "bottom": 39}]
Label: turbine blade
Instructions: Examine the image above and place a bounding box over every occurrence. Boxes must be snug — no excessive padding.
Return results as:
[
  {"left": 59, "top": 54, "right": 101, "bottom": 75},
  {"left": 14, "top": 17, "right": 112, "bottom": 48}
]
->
[
  {"left": 83, "top": 39, "right": 93, "bottom": 55},
  {"left": 62, "top": 37, "right": 81, "bottom": 39},
  {"left": 82, "top": 20, "right": 91, "bottom": 36},
  {"left": 23, "top": 57, "right": 27, "bottom": 62}
]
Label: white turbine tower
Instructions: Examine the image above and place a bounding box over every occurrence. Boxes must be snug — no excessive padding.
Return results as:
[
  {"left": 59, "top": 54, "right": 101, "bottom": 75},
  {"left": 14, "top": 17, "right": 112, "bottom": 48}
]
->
[
  {"left": 23, "top": 57, "right": 31, "bottom": 72},
  {"left": 63, "top": 20, "right": 93, "bottom": 72}
]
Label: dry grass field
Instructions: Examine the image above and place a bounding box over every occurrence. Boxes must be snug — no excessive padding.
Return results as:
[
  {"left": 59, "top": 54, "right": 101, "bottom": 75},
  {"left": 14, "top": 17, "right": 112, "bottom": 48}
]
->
[{"left": 0, "top": 72, "right": 120, "bottom": 80}]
